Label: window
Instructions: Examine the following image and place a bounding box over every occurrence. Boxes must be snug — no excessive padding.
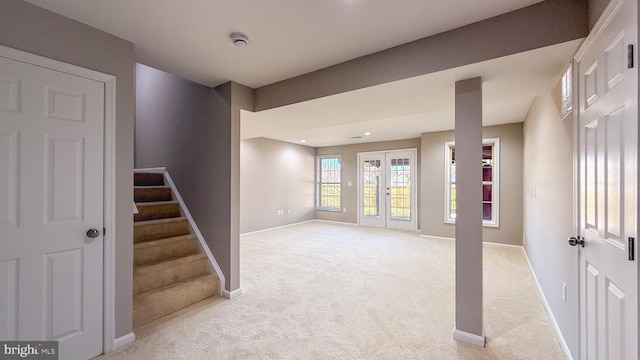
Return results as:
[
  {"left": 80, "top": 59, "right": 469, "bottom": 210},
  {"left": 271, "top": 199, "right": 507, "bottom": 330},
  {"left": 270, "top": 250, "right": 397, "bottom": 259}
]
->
[
  {"left": 316, "top": 155, "right": 342, "bottom": 211},
  {"left": 444, "top": 138, "right": 499, "bottom": 227},
  {"left": 561, "top": 64, "right": 573, "bottom": 119}
]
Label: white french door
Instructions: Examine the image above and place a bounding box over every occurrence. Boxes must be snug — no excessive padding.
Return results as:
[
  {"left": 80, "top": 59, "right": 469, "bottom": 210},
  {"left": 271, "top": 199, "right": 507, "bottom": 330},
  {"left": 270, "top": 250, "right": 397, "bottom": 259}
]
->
[
  {"left": 358, "top": 149, "right": 417, "bottom": 231},
  {"left": 0, "top": 54, "right": 105, "bottom": 359},
  {"left": 574, "top": 0, "right": 637, "bottom": 358}
]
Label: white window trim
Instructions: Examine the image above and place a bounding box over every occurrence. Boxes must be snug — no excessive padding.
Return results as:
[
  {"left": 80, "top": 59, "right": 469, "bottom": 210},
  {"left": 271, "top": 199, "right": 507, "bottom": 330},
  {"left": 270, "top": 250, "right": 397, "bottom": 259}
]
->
[
  {"left": 444, "top": 138, "right": 500, "bottom": 227},
  {"left": 316, "top": 154, "right": 342, "bottom": 212}
]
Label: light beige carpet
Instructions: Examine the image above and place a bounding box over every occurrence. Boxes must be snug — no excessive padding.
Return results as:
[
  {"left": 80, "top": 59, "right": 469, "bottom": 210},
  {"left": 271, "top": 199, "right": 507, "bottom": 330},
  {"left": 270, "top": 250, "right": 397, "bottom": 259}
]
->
[{"left": 97, "top": 221, "right": 565, "bottom": 360}]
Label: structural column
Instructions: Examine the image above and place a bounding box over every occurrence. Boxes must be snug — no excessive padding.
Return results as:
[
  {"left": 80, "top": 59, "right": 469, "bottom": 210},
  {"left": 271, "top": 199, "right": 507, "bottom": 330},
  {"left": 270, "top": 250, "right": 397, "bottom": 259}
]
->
[
  {"left": 453, "top": 77, "right": 485, "bottom": 346},
  {"left": 214, "top": 81, "right": 254, "bottom": 298}
]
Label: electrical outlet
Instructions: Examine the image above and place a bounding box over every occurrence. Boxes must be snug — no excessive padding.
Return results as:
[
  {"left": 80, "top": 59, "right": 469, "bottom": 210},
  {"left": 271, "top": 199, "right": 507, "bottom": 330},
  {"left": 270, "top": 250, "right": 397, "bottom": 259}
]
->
[
  {"left": 562, "top": 282, "right": 567, "bottom": 302},
  {"left": 343, "top": 208, "right": 347, "bottom": 213},
  {"left": 287, "top": 209, "right": 291, "bottom": 214}
]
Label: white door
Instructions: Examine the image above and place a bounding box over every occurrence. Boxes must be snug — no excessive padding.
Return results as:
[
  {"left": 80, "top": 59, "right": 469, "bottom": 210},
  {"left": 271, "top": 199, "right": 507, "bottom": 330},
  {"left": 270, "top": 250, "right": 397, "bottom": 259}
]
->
[
  {"left": 358, "top": 149, "right": 417, "bottom": 231},
  {"left": 0, "top": 55, "right": 104, "bottom": 359},
  {"left": 575, "top": 0, "right": 637, "bottom": 358}
]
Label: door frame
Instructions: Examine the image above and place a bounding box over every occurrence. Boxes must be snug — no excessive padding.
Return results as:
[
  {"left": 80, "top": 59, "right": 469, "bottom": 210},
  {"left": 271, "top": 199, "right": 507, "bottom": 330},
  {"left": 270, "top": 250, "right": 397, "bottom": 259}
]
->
[
  {"left": 0, "top": 45, "right": 118, "bottom": 353},
  {"left": 572, "top": 0, "right": 638, "bottom": 357},
  {"left": 356, "top": 148, "right": 418, "bottom": 231}
]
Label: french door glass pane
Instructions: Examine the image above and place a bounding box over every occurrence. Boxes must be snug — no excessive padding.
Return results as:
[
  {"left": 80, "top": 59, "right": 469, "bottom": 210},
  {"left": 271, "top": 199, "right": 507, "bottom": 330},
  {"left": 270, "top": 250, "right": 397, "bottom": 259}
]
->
[
  {"left": 363, "top": 160, "right": 381, "bottom": 217},
  {"left": 390, "top": 158, "right": 411, "bottom": 220}
]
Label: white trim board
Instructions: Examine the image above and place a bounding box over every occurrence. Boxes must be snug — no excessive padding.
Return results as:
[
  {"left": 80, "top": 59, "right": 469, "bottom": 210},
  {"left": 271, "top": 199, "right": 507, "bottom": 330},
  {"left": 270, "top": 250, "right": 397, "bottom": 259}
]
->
[
  {"left": 222, "top": 288, "right": 243, "bottom": 299},
  {"left": 113, "top": 332, "right": 136, "bottom": 351},
  {"left": 0, "top": 44, "right": 118, "bottom": 354},
  {"left": 419, "top": 234, "right": 524, "bottom": 248},
  {"left": 522, "top": 248, "right": 574, "bottom": 360},
  {"left": 134, "top": 167, "right": 166, "bottom": 173},
  {"left": 240, "top": 220, "right": 315, "bottom": 236},
  {"left": 453, "top": 328, "right": 486, "bottom": 347},
  {"left": 312, "top": 219, "right": 358, "bottom": 227},
  {"left": 160, "top": 170, "right": 227, "bottom": 296}
]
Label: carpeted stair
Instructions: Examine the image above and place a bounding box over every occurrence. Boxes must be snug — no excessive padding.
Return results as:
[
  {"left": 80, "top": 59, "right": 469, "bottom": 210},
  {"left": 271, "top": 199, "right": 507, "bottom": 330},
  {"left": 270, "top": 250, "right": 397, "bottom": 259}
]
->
[{"left": 132, "top": 172, "right": 219, "bottom": 328}]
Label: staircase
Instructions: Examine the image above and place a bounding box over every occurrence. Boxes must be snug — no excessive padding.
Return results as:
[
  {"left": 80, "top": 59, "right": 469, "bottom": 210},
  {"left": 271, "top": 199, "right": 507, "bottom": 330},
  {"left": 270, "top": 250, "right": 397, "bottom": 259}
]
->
[{"left": 132, "top": 172, "right": 219, "bottom": 328}]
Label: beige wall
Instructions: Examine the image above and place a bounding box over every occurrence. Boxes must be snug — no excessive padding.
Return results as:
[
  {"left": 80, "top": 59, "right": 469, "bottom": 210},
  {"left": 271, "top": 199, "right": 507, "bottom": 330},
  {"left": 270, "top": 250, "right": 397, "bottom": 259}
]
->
[
  {"left": 240, "top": 138, "right": 315, "bottom": 233},
  {"left": 315, "top": 139, "right": 422, "bottom": 225},
  {"left": 0, "top": 0, "right": 136, "bottom": 337},
  {"left": 420, "top": 123, "right": 524, "bottom": 245},
  {"left": 523, "top": 82, "right": 577, "bottom": 356}
]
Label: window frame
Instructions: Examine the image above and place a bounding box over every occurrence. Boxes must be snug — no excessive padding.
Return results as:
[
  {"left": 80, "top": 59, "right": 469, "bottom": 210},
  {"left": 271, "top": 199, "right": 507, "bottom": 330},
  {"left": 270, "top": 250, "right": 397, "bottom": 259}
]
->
[
  {"left": 316, "top": 154, "right": 342, "bottom": 212},
  {"left": 444, "top": 138, "right": 500, "bottom": 227}
]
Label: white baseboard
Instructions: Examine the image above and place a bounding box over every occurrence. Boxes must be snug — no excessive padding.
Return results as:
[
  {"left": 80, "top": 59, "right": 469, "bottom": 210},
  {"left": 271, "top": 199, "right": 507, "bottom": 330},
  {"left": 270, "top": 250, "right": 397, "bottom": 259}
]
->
[
  {"left": 420, "top": 234, "right": 455, "bottom": 241},
  {"left": 240, "top": 220, "right": 314, "bottom": 236},
  {"left": 453, "top": 328, "right": 486, "bottom": 347},
  {"left": 482, "top": 241, "right": 523, "bottom": 249},
  {"left": 419, "top": 234, "right": 524, "bottom": 248},
  {"left": 312, "top": 219, "right": 358, "bottom": 226},
  {"left": 113, "top": 332, "right": 135, "bottom": 351},
  {"left": 222, "top": 288, "right": 243, "bottom": 299},
  {"left": 522, "top": 249, "right": 574, "bottom": 360}
]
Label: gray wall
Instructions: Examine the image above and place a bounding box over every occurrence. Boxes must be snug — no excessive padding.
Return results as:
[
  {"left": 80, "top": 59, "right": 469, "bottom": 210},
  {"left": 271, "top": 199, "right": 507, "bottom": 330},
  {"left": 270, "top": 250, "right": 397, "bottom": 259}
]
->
[
  {"left": 523, "top": 82, "right": 577, "bottom": 356},
  {"left": 420, "top": 123, "right": 524, "bottom": 245},
  {"left": 315, "top": 139, "right": 421, "bottom": 225},
  {"left": 588, "top": 0, "right": 612, "bottom": 29},
  {"left": 240, "top": 138, "right": 315, "bottom": 233},
  {"left": 0, "top": 0, "right": 135, "bottom": 338},
  {"left": 255, "top": 0, "right": 588, "bottom": 111},
  {"left": 135, "top": 64, "right": 243, "bottom": 292}
]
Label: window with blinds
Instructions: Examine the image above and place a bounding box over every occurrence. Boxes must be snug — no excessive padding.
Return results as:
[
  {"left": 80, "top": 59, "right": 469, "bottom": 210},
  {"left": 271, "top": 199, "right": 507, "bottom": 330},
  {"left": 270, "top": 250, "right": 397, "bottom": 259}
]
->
[{"left": 561, "top": 64, "right": 573, "bottom": 119}]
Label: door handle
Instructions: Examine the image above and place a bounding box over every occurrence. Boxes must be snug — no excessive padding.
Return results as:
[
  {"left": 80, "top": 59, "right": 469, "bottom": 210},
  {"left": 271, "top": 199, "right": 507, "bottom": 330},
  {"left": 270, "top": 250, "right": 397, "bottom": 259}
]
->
[
  {"left": 86, "top": 228, "right": 101, "bottom": 238},
  {"left": 568, "top": 236, "right": 585, "bottom": 247}
]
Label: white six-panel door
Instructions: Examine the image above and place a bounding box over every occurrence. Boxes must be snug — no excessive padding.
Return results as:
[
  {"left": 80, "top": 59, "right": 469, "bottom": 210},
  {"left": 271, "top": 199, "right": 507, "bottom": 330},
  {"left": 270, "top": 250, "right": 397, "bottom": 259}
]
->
[
  {"left": 0, "top": 56, "right": 104, "bottom": 359},
  {"left": 576, "top": 0, "right": 637, "bottom": 358}
]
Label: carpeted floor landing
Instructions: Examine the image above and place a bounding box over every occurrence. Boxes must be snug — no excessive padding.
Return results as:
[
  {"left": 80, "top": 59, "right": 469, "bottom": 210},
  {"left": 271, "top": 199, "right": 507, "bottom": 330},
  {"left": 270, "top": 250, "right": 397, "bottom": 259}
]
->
[{"left": 97, "top": 221, "right": 565, "bottom": 359}]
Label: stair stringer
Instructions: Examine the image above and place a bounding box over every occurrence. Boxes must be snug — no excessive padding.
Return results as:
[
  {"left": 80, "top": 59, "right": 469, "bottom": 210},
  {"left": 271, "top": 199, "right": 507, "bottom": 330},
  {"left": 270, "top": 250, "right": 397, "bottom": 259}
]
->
[{"left": 135, "top": 167, "right": 226, "bottom": 295}]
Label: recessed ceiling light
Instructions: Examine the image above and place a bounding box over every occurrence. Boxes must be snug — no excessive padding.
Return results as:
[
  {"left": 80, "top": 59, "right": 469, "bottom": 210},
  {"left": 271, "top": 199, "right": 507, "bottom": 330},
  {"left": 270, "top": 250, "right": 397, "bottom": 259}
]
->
[
  {"left": 300, "top": 140, "right": 307, "bottom": 143},
  {"left": 364, "top": 132, "right": 371, "bottom": 136},
  {"left": 230, "top": 32, "right": 249, "bottom": 46}
]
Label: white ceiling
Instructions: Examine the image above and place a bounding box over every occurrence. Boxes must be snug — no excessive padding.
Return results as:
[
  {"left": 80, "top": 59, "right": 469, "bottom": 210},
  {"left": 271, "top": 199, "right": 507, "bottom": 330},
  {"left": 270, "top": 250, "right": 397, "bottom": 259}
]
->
[
  {"left": 243, "top": 39, "right": 582, "bottom": 147},
  {"left": 25, "top": 0, "right": 544, "bottom": 88},
  {"left": 24, "top": 0, "right": 581, "bottom": 148}
]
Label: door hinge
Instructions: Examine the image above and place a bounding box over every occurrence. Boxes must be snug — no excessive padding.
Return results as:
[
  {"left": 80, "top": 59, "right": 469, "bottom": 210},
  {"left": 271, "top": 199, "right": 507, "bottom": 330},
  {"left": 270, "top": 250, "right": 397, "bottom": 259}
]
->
[
  {"left": 628, "top": 44, "right": 634, "bottom": 69},
  {"left": 103, "top": 227, "right": 106, "bottom": 235},
  {"left": 629, "top": 237, "right": 635, "bottom": 261}
]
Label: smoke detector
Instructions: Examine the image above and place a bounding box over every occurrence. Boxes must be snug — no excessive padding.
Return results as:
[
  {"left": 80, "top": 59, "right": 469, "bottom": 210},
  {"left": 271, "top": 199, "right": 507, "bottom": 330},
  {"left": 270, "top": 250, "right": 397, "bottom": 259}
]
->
[{"left": 230, "top": 32, "right": 249, "bottom": 46}]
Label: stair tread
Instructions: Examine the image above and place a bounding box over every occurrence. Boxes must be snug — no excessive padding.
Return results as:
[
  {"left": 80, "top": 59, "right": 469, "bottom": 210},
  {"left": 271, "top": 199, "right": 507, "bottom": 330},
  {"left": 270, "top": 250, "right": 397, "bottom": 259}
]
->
[
  {"left": 134, "top": 217, "right": 187, "bottom": 226},
  {"left": 134, "top": 273, "right": 218, "bottom": 299},
  {"left": 135, "top": 253, "right": 207, "bottom": 274},
  {"left": 134, "top": 234, "right": 196, "bottom": 249},
  {"left": 134, "top": 185, "right": 171, "bottom": 189}
]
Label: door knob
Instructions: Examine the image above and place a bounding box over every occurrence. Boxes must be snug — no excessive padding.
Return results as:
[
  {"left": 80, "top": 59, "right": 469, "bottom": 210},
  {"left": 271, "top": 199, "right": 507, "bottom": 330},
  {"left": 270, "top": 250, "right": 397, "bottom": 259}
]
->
[
  {"left": 568, "top": 236, "right": 585, "bottom": 247},
  {"left": 86, "top": 228, "right": 100, "bottom": 238}
]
